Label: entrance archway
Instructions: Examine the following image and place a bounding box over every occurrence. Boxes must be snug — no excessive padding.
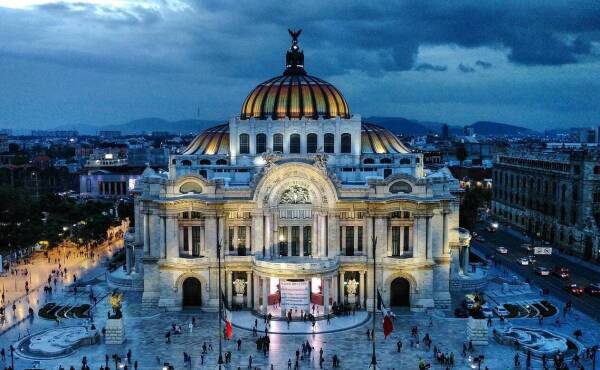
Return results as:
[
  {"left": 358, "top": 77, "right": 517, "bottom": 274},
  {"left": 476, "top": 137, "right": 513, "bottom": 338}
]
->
[
  {"left": 390, "top": 277, "right": 410, "bottom": 307},
  {"left": 182, "top": 277, "right": 202, "bottom": 307}
]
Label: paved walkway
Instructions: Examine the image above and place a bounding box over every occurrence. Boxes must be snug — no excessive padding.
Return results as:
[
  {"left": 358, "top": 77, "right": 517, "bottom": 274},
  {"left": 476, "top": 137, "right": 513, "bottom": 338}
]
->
[{"left": 0, "top": 240, "right": 118, "bottom": 332}]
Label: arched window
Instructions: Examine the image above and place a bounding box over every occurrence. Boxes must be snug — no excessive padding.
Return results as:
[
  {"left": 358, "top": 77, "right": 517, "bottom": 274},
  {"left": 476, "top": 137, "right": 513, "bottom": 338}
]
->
[
  {"left": 399, "top": 158, "right": 411, "bottom": 165},
  {"left": 341, "top": 133, "right": 351, "bottom": 153},
  {"left": 324, "top": 133, "right": 334, "bottom": 153},
  {"left": 307, "top": 133, "right": 318, "bottom": 153},
  {"left": 390, "top": 181, "right": 412, "bottom": 194},
  {"left": 256, "top": 133, "right": 266, "bottom": 154},
  {"left": 181, "top": 159, "right": 192, "bottom": 166},
  {"left": 239, "top": 134, "right": 249, "bottom": 154},
  {"left": 363, "top": 158, "right": 375, "bottom": 164},
  {"left": 380, "top": 158, "right": 392, "bottom": 164},
  {"left": 290, "top": 134, "right": 301, "bottom": 153},
  {"left": 180, "top": 182, "right": 203, "bottom": 194},
  {"left": 199, "top": 159, "right": 211, "bottom": 165},
  {"left": 273, "top": 134, "right": 283, "bottom": 152},
  {"left": 216, "top": 159, "right": 228, "bottom": 165}
]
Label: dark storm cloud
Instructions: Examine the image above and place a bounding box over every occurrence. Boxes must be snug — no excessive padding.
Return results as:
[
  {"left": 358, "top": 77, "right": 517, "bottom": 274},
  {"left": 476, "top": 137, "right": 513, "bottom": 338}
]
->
[
  {"left": 475, "top": 60, "right": 492, "bottom": 69},
  {"left": 188, "top": 0, "right": 600, "bottom": 75},
  {"left": 414, "top": 63, "right": 447, "bottom": 72},
  {"left": 458, "top": 63, "right": 475, "bottom": 73}
]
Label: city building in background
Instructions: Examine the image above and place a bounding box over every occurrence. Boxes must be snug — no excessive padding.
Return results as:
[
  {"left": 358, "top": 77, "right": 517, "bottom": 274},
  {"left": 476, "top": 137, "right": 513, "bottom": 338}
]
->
[{"left": 492, "top": 150, "right": 600, "bottom": 260}]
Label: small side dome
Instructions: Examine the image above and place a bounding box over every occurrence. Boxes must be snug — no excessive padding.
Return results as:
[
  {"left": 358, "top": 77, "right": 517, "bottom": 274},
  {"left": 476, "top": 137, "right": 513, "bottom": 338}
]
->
[
  {"left": 361, "top": 123, "right": 411, "bottom": 154},
  {"left": 182, "top": 124, "right": 229, "bottom": 155}
]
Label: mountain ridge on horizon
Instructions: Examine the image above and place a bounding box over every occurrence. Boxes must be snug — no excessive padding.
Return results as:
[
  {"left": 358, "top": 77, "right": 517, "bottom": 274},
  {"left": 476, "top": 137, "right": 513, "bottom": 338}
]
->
[{"left": 2, "top": 116, "right": 555, "bottom": 136}]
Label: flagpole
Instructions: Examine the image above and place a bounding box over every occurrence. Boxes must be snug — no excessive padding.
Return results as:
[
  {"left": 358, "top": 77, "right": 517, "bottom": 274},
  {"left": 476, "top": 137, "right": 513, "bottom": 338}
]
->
[
  {"left": 217, "top": 240, "right": 224, "bottom": 368},
  {"left": 370, "top": 235, "right": 377, "bottom": 368}
]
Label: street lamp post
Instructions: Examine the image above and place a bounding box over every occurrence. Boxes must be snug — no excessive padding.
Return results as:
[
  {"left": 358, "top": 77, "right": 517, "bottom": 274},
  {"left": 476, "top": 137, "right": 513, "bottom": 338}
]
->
[
  {"left": 217, "top": 241, "right": 224, "bottom": 368},
  {"left": 9, "top": 344, "right": 14, "bottom": 369},
  {"left": 370, "top": 235, "right": 377, "bottom": 369}
]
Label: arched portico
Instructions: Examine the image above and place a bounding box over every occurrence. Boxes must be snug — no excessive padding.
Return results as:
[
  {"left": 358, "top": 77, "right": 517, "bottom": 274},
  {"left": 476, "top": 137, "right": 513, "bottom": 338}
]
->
[
  {"left": 384, "top": 271, "right": 418, "bottom": 308},
  {"left": 175, "top": 272, "right": 209, "bottom": 308}
]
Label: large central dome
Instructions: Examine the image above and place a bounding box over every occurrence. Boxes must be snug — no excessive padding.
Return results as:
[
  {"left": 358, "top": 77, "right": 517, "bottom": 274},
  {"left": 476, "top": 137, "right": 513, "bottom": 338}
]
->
[{"left": 240, "top": 30, "right": 350, "bottom": 120}]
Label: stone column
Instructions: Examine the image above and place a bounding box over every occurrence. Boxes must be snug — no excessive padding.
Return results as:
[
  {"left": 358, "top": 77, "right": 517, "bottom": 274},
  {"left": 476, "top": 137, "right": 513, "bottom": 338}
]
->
[
  {"left": 366, "top": 216, "right": 373, "bottom": 259},
  {"left": 150, "top": 213, "right": 162, "bottom": 258},
  {"left": 187, "top": 227, "right": 193, "bottom": 256},
  {"left": 319, "top": 214, "right": 327, "bottom": 257},
  {"left": 426, "top": 215, "right": 433, "bottom": 260},
  {"left": 359, "top": 271, "right": 365, "bottom": 309},
  {"left": 264, "top": 213, "right": 271, "bottom": 258},
  {"left": 253, "top": 274, "right": 260, "bottom": 310},
  {"left": 246, "top": 226, "right": 251, "bottom": 253},
  {"left": 272, "top": 214, "right": 278, "bottom": 258},
  {"left": 165, "top": 215, "right": 179, "bottom": 259},
  {"left": 374, "top": 217, "right": 387, "bottom": 260},
  {"left": 327, "top": 214, "right": 339, "bottom": 258},
  {"left": 339, "top": 272, "right": 345, "bottom": 304},
  {"left": 414, "top": 215, "right": 426, "bottom": 260},
  {"left": 226, "top": 271, "right": 233, "bottom": 307},
  {"left": 125, "top": 244, "right": 132, "bottom": 274},
  {"left": 143, "top": 210, "right": 151, "bottom": 254},
  {"left": 341, "top": 226, "right": 346, "bottom": 255},
  {"left": 462, "top": 245, "right": 470, "bottom": 275},
  {"left": 386, "top": 222, "right": 393, "bottom": 257},
  {"left": 262, "top": 277, "right": 269, "bottom": 314},
  {"left": 253, "top": 213, "right": 264, "bottom": 255},
  {"left": 312, "top": 215, "right": 318, "bottom": 256},
  {"left": 332, "top": 274, "right": 338, "bottom": 305},
  {"left": 246, "top": 271, "right": 253, "bottom": 309},
  {"left": 323, "top": 277, "right": 330, "bottom": 315},
  {"left": 287, "top": 226, "right": 292, "bottom": 256},
  {"left": 442, "top": 211, "right": 449, "bottom": 255},
  {"left": 204, "top": 216, "right": 217, "bottom": 259}
]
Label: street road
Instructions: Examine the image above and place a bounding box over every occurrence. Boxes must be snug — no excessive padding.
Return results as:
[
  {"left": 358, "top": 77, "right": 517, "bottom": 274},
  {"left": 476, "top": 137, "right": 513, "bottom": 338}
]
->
[{"left": 471, "top": 222, "right": 600, "bottom": 322}]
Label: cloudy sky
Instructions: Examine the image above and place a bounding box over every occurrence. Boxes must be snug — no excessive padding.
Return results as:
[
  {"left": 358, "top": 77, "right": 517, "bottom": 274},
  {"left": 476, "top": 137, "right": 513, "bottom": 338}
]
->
[{"left": 1, "top": 0, "right": 599, "bottom": 130}]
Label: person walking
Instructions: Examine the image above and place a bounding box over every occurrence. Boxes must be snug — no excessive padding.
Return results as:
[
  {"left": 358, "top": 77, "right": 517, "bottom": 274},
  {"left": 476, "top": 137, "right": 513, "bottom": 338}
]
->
[
  {"left": 397, "top": 340, "right": 402, "bottom": 352},
  {"left": 237, "top": 338, "right": 242, "bottom": 350}
]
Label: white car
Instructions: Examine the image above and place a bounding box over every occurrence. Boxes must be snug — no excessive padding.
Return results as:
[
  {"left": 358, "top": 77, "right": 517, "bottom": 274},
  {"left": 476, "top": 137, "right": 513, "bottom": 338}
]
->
[
  {"left": 493, "top": 306, "right": 510, "bottom": 317},
  {"left": 496, "top": 246, "right": 508, "bottom": 254},
  {"left": 517, "top": 257, "right": 529, "bottom": 266},
  {"left": 480, "top": 304, "right": 493, "bottom": 318},
  {"left": 535, "top": 266, "right": 550, "bottom": 276}
]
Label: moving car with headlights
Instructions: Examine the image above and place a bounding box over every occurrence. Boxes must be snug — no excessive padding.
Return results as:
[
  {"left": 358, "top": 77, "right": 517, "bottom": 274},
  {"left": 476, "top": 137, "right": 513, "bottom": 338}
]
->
[
  {"left": 496, "top": 246, "right": 508, "bottom": 254},
  {"left": 527, "top": 255, "right": 536, "bottom": 264},
  {"left": 585, "top": 283, "right": 600, "bottom": 296},
  {"left": 534, "top": 266, "right": 550, "bottom": 276},
  {"left": 480, "top": 304, "right": 493, "bottom": 318},
  {"left": 552, "top": 266, "right": 570, "bottom": 279},
  {"left": 566, "top": 284, "right": 584, "bottom": 295},
  {"left": 517, "top": 257, "right": 529, "bottom": 266}
]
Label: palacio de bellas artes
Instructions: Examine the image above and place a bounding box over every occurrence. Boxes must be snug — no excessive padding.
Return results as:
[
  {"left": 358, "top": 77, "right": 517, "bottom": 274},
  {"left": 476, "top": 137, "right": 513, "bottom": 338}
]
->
[
  {"left": 133, "top": 31, "right": 467, "bottom": 316},
  {"left": 5, "top": 2, "right": 600, "bottom": 369}
]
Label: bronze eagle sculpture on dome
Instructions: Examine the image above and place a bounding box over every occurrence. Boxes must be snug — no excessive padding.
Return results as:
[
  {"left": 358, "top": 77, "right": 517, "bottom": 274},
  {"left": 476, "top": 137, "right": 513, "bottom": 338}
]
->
[{"left": 288, "top": 28, "right": 302, "bottom": 43}]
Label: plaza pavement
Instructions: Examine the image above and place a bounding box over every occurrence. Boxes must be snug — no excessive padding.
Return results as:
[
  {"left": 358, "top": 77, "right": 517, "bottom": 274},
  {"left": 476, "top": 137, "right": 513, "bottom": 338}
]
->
[
  {"left": 2, "top": 242, "right": 600, "bottom": 369},
  {"left": 0, "top": 240, "right": 118, "bottom": 332}
]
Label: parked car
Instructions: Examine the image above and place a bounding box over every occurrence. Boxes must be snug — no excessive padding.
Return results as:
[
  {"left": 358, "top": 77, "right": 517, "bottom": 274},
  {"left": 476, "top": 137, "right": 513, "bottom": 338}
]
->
[
  {"left": 552, "top": 266, "right": 570, "bottom": 279},
  {"left": 566, "top": 284, "right": 584, "bottom": 295},
  {"left": 585, "top": 283, "right": 600, "bottom": 296},
  {"left": 534, "top": 266, "right": 550, "bottom": 276},
  {"left": 527, "top": 255, "right": 536, "bottom": 264},
  {"left": 493, "top": 305, "right": 509, "bottom": 317},
  {"left": 480, "top": 304, "right": 493, "bottom": 318},
  {"left": 496, "top": 246, "right": 508, "bottom": 254},
  {"left": 517, "top": 257, "right": 529, "bottom": 266}
]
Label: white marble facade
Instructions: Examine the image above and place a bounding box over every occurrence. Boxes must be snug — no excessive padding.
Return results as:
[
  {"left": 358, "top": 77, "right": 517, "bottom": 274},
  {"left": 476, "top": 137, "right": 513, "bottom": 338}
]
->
[{"left": 132, "top": 35, "right": 468, "bottom": 313}]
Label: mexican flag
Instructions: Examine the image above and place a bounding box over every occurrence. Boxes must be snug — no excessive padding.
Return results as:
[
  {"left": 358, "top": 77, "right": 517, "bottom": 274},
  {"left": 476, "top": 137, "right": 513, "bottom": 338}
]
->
[
  {"left": 221, "top": 289, "right": 233, "bottom": 340},
  {"left": 377, "top": 289, "right": 394, "bottom": 338}
]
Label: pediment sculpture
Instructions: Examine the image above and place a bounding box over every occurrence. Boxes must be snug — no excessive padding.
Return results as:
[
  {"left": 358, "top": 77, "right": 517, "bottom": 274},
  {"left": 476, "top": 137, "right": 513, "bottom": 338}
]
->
[{"left": 279, "top": 184, "right": 311, "bottom": 204}]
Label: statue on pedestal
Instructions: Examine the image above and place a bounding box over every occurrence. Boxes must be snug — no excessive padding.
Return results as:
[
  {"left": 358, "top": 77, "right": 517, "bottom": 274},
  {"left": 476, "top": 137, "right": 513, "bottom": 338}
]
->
[{"left": 109, "top": 291, "right": 123, "bottom": 319}]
